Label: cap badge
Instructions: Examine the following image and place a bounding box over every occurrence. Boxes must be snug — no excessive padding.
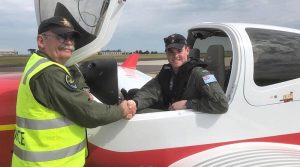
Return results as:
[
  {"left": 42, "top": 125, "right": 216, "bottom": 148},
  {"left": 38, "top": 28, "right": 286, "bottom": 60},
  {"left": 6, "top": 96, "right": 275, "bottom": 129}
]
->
[{"left": 61, "top": 18, "right": 71, "bottom": 27}]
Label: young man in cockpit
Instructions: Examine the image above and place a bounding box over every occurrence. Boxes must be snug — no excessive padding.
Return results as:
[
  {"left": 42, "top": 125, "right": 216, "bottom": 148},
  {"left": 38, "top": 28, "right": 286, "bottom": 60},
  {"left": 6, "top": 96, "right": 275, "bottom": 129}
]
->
[{"left": 129, "top": 33, "right": 228, "bottom": 114}]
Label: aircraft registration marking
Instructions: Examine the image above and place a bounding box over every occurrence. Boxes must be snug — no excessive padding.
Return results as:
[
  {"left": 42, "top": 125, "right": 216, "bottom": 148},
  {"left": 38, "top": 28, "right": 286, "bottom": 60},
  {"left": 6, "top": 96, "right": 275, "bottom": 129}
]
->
[{"left": 0, "top": 124, "right": 16, "bottom": 131}]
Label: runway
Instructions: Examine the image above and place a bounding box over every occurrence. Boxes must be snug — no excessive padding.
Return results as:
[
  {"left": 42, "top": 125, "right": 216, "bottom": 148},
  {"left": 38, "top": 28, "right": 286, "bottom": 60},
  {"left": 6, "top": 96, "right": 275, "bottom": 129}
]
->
[
  {"left": 136, "top": 60, "right": 167, "bottom": 76},
  {"left": 0, "top": 60, "right": 168, "bottom": 75}
]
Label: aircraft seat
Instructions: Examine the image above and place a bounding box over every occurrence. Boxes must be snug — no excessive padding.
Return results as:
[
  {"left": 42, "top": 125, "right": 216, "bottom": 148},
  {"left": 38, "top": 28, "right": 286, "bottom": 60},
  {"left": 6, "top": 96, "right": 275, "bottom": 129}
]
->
[
  {"left": 189, "top": 48, "right": 201, "bottom": 61},
  {"left": 204, "top": 45, "right": 226, "bottom": 90}
]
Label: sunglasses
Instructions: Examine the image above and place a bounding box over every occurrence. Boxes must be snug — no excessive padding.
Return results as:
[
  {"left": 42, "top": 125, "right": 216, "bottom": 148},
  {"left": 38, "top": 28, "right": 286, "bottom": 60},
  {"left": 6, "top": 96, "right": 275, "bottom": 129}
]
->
[
  {"left": 164, "top": 37, "right": 186, "bottom": 45},
  {"left": 42, "top": 33, "right": 75, "bottom": 43}
]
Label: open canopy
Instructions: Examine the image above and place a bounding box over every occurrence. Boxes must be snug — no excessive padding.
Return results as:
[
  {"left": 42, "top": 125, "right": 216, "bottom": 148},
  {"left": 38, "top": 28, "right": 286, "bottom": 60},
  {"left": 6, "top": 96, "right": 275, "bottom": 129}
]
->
[{"left": 34, "top": 0, "right": 126, "bottom": 66}]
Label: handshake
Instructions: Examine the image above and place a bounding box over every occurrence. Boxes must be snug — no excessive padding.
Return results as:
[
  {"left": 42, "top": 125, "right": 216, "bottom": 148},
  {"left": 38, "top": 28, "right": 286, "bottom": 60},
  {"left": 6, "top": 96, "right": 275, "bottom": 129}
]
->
[{"left": 120, "top": 100, "right": 137, "bottom": 120}]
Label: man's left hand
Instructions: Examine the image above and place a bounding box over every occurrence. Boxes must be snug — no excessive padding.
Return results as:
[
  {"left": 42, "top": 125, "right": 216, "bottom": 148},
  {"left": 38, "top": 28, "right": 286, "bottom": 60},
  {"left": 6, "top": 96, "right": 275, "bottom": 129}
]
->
[{"left": 169, "top": 100, "right": 187, "bottom": 110}]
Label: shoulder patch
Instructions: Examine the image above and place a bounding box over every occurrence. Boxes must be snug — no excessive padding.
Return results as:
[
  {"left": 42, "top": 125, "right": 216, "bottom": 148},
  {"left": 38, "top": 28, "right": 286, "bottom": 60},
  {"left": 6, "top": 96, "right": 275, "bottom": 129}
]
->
[
  {"left": 65, "top": 74, "right": 77, "bottom": 90},
  {"left": 202, "top": 74, "right": 217, "bottom": 84}
]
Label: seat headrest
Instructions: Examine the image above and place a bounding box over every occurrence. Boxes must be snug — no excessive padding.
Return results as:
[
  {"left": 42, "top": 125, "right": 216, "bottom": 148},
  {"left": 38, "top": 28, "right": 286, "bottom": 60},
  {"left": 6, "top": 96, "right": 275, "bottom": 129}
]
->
[{"left": 189, "top": 48, "right": 200, "bottom": 60}]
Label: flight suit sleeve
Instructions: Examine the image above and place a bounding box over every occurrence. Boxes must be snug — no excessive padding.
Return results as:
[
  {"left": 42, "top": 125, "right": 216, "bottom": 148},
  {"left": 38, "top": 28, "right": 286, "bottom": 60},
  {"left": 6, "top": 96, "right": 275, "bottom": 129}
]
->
[
  {"left": 30, "top": 65, "right": 123, "bottom": 128},
  {"left": 132, "top": 77, "right": 162, "bottom": 111},
  {"left": 188, "top": 68, "right": 229, "bottom": 114},
  {"left": 67, "top": 64, "right": 89, "bottom": 90}
]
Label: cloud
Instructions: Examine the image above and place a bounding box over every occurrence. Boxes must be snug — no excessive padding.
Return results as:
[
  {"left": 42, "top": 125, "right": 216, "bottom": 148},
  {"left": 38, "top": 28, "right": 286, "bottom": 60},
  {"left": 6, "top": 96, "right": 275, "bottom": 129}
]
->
[
  {"left": 0, "top": 0, "right": 34, "bottom": 12},
  {"left": 0, "top": 0, "right": 300, "bottom": 53},
  {"left": 0, "top": 0, "right": 36, "bottom": 53},
  {"left": 104, "top": 0, "right": 300, "bottom": 52}
]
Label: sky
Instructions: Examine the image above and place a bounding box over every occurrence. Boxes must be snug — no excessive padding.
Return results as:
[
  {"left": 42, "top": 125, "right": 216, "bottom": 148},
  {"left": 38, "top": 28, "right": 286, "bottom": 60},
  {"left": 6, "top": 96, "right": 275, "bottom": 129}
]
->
[{"left": 0, "top": 0, "right": 300, "bottom": 54}]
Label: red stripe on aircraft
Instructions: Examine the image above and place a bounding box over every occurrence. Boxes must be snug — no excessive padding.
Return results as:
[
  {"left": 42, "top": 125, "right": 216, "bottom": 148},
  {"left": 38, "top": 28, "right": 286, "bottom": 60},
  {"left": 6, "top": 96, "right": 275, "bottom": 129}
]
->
[
  {"left": 0, "top": 131, "right": 14, "bottom": 167},
  {"left": 0, "top": 74, "right": 21, "bottom": 124},
  {"left": 86, "top": 132, "right": 300, "bottom": 167}
]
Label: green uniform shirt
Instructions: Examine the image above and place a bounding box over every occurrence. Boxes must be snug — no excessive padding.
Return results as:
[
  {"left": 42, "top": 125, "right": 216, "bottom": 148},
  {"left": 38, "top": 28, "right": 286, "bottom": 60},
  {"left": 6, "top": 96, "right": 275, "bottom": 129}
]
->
[
  {"left": 133, "top": 65, "right": 228, "bottom": 114},
  {"left": 29, "top": 61, "right": 123, "bottom": 128}
]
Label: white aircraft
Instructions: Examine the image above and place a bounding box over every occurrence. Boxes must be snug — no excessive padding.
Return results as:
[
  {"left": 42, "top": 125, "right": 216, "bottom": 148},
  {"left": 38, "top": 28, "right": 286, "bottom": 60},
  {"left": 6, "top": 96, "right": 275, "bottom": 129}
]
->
[{"left": 1, "top": 0, "right": 300, "bottom": 166}]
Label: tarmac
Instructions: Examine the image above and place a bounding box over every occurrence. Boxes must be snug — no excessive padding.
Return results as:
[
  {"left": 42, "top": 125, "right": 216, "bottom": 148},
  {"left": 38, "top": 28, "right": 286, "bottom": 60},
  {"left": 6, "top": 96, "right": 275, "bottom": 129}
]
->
[
  {"left": 137, "top": 60, "right": 167, "bottom": 77},
  {"left": 0, "top": 60, "right": 168, "bottom": 76}
]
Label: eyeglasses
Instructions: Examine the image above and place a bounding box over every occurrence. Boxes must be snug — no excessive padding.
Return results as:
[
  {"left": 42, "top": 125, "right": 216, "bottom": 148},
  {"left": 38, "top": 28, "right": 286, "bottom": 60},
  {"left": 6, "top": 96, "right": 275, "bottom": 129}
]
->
[{"left": 42, "top": 33, "right": 75, "bottom": 43}]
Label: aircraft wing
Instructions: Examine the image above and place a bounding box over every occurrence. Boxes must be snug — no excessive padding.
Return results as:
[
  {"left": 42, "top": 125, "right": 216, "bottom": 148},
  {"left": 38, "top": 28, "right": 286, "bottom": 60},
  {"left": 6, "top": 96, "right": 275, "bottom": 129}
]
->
[
  {"left": 118, "top": 53, "right": 152, "bottom": 91},
  {"left": 118, "top": 66, "right": 152, "bottom": 91},
  {"left": 80, "top": 53, "right": 152, "bottom": 104}
]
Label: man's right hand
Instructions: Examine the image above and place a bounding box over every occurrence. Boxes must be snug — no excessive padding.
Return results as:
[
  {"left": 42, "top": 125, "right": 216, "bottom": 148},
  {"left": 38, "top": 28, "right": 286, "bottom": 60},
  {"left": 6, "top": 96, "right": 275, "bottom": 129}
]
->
[{"left": 120, "top": 100, "right": 137, "bottom": 120}]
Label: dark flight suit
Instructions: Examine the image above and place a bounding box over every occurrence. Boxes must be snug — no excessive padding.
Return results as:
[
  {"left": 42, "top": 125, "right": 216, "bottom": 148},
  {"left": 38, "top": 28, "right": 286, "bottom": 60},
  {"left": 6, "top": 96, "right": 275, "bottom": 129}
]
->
[
  {"left": 133, "top": 60, "right": 228, "bottom": 114},
  {"left": 29, "top": 51, "right": 123, "bottom": 128}
]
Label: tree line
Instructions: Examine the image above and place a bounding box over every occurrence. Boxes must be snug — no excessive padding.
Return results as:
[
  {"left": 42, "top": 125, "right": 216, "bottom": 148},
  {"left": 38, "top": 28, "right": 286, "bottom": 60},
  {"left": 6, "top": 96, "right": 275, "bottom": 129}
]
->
[{"left": 101, "top": 49, "right": 162, "bottom": 54}]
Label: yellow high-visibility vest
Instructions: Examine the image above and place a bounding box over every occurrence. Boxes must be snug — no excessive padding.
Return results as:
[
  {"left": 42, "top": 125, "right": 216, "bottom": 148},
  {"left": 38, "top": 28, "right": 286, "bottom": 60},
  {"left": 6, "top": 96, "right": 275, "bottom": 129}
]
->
[{"left": 12, "top": 53, "right": 87, "bottom": 167}]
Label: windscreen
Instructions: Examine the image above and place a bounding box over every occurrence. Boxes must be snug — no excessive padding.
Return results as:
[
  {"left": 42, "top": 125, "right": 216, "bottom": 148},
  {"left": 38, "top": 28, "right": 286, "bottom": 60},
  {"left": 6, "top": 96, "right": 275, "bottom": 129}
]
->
[{"left": 34, "top": 0, "right": 126, "bottom": 66}]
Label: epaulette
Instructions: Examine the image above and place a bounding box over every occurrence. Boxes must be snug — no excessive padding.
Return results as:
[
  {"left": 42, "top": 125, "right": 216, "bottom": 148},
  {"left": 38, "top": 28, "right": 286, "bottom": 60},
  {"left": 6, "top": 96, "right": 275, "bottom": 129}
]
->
[{"left": 162, "top": 64, "right": 172, "bottom": 70}]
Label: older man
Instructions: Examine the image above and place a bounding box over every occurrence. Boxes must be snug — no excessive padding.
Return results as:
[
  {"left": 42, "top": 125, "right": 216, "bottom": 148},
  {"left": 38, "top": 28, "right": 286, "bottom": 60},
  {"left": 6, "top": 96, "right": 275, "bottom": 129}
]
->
[{"left": 12, "top": 16, "right": 135, "bottom": 167}]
